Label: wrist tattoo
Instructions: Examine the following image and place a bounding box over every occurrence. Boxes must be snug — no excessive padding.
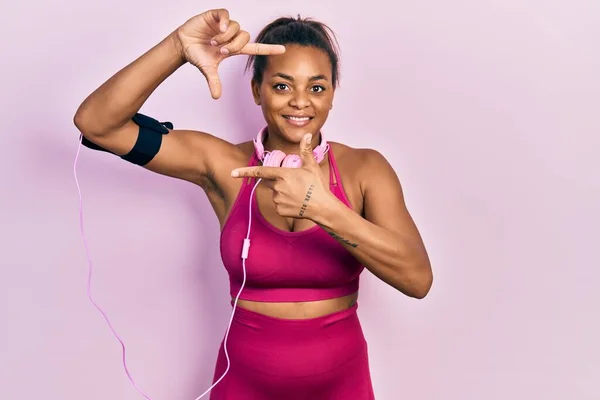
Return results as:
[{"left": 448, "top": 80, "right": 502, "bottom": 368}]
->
[
  {"left": 299, "top": 184, "right": 315, "bottom": 217},
  {"left": 327, "top": 231, "right": 359, "bottom": 248}
]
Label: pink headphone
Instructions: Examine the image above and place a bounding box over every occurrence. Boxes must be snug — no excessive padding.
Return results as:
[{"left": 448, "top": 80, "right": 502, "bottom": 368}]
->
[{"left": 253, "top": 126, "right": 330, "bottom": 168}]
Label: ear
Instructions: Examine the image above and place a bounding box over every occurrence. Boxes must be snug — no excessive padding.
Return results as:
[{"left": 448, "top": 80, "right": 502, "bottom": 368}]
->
[
  {"left": 330, "top": 88, "right": 336, "bottom": 110},
  {"left": 251, "top": 79, "right": 261, "bottom": 105}
]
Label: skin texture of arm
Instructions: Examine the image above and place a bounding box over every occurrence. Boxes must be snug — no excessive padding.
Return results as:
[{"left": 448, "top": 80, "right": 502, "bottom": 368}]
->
[{"left": 314, "top": 148, "right": 433, "bottom": 299}]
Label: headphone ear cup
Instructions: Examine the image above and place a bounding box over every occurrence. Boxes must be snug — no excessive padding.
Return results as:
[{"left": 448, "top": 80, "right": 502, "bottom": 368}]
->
[
  {"left": 312, "top": 143, "right": 329, "bottom": 164},
  {"left": 263, "top": 150, "right": 287, "bottom": 167},
  {"left": 281, "top": 154, "right": 302, "bottom": 168},
  {"left": 253, "top": 127, "right": 268, "bottom": 159}
]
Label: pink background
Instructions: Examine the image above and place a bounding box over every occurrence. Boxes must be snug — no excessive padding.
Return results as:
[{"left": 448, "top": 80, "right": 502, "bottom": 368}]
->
[{"left": 2, "top": 0, "right": 599, "bottom": 399}]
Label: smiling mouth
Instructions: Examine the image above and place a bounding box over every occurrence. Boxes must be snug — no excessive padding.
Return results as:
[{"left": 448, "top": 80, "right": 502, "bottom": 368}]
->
[{"left": 283, "top": 115, "right": 314, "bottom": 121}]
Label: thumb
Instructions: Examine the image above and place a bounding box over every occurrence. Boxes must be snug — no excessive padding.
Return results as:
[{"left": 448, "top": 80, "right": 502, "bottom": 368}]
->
[
  {"left": 300, "top": 133, "right": 316, "bottom": 167},
  {"left": 200, "top": 64, "right": 222, "bottom": 99}
]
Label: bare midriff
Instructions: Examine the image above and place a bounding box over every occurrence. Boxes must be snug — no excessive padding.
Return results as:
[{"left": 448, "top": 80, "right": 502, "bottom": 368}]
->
[{"left": 232, "top": 291, "right": 358, "bottom": 320}]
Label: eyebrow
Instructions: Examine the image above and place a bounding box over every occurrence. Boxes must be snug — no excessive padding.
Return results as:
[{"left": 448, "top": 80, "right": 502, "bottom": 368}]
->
[{"left": 271, "top": 73, "right": 329, "bottom": 82}]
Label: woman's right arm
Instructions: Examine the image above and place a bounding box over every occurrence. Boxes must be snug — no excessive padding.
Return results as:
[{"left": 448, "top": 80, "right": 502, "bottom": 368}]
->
[
  {"left": 73, "top": 9, "right": 285, "bottom": 185},
  {"left": 73, "top": 31, "right": 220, "bottom": 185}
]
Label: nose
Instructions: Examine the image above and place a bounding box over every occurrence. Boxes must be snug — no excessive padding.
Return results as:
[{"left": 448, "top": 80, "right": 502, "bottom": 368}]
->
[{"left": 289, "top": 91, "right": 310, "bottom": 109}]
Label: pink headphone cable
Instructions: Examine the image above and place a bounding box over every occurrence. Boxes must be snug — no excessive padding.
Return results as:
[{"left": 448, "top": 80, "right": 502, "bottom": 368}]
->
[{"left": 73, "top": 133, "right": 257, "bottom": 399}]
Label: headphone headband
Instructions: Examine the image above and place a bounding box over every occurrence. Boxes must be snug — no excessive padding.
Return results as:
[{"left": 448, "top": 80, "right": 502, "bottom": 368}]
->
[{"left": 253, "top": 126, "right": 329, "bottom": 167}]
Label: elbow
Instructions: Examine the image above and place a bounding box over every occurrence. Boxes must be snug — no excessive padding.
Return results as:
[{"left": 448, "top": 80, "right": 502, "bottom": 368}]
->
[
  {"left": 73, "top": 103, "right": 111, "bottom": 138},
  {"left": 414, "top": 264, "right": 433, "bottom": 299},
  {"left": 73, "top": 110, "right": 86, "bottom": 133},
  {"left": 73, "top": 106, "right": 94, "bottom": 137},
  {"left": 398, "top": 265, "right": 433, "bottom": 299},
  {"left": 407, "top": 282, "right": 432, "bottom": 299},
  {"left": 410, "top": 283, "right": 432, "bottom": 299}
]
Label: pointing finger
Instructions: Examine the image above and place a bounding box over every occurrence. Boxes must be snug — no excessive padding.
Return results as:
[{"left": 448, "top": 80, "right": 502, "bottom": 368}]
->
[
  {"left": 238, "top": 42, "right": 286, "bottom": 56},
  {"left": 231, "top": 166, "right": 285, "bottom": 179}
]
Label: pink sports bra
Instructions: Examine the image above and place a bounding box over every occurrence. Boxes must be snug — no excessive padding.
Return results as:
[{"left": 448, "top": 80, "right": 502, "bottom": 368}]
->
[{"left": 219, "top": 147, "right": 365, "bottom": 302}]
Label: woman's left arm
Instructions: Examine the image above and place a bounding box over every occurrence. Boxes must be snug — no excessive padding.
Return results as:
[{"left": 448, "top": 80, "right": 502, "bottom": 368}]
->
[
  {"left": 313, "top": 149, "right": 433, "bottom": 299},
  {"left": 231, "top": 135, "right": 432, "bottom": 298}
]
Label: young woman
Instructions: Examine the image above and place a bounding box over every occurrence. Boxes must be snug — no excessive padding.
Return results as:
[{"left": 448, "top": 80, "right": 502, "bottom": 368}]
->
[{"left": 74, "top": 8, "right": 432, "bottom": 399}]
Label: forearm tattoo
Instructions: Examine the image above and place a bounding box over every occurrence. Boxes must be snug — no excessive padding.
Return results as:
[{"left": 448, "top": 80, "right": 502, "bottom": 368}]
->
[
  {"left": 326, "top": 231, "right": 359, "bottom": 248},
  {"left": 298, "top": 184, "right": 359, "bottom": 247},
  {"left": 298, "top": 184, "right": 315, "bottom": 217}
]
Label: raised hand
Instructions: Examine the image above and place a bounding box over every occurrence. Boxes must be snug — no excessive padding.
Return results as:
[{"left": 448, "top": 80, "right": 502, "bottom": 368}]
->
[
  {"left": 175, "top": 8, "right": 286, "bottom": 99},
  {"left": 231, "top": 134, "right": 335, "bottom": 220}
]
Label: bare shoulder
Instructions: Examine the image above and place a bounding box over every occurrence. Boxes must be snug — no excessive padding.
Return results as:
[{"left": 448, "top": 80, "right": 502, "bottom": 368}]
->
[
  {"left": 328, "top": 141, "right": 395, "bottom": 186},
  {"left": 329, "top": 141, "right": 389, "bottom": 164},
  {"left": 327, "top": 142, "right": 394, "bottom": 214}
]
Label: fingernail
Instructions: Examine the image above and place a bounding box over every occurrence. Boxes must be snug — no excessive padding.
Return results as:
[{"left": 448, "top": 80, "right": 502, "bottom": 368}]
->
[
  {"left": 306, "top": 134, "right": 312, "bottom": 143},
  {"left": 231, "top": 170, "right": 239, "bottom": 177},
  {"left": 220, "top": 47, "right": 230, "bottom": 55},
  {"left": 211, "top": 40, "right": 218, "bottom": 46},
  {"left": 221, "top": 24, "right": 228, "bottom": 32}
]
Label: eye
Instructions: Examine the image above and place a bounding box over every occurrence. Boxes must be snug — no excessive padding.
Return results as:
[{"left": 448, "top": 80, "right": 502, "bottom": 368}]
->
[
  {"left": 273, "top": 83, "right": 289, "bottom": 91},
  {"left": 311, "top": 85, "right": 326, "bottom": 93}
]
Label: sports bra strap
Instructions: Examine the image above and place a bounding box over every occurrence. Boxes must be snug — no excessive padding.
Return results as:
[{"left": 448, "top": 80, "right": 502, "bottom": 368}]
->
[{"left": 327, "top": 147, "right": 341, "bottom": 187}]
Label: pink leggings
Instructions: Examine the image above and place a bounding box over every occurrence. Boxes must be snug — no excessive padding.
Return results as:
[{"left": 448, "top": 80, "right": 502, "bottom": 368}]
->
[{"left": 209, "top": 302, "right": 375, "bottom": 399}]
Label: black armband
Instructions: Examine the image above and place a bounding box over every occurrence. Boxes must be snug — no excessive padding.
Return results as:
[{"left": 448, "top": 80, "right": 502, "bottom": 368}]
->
[{"left": 80, "top": 113, "right": 173, "bottom": 166}]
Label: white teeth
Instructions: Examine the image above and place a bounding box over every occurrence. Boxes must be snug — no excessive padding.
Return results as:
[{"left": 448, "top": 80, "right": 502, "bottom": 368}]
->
[{"left": 286, "top": 116, "right": 310, "bottom": 121}]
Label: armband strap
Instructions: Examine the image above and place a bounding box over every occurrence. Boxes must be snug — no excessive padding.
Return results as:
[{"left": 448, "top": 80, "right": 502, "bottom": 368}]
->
[
  {"left": 80, "top": 113, "right": 173, "bottom": 166},
  {"left": 80, "top": 135, "right": 112, "bottom": 153}
]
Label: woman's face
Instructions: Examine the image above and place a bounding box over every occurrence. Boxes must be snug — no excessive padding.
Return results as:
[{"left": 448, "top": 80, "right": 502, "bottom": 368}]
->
[{"left": 252, "top": 45, "right": 335, "bottom": 146}]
